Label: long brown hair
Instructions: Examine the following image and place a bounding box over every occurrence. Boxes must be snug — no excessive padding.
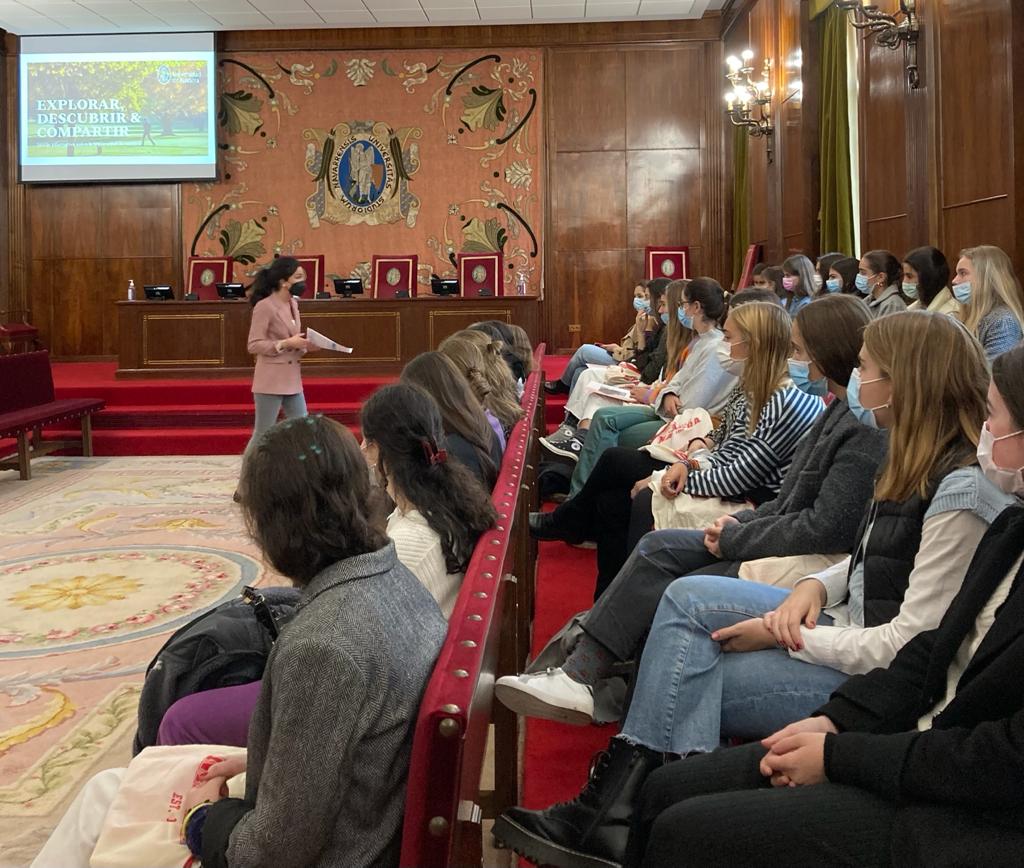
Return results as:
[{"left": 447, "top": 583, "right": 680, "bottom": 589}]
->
[
  {"left": 796, "top": 294, "right": 871, "bottom": 386},
  {"left": 240, "top": 416, "right": 388, "bottom": 585},
  {"left": 993, "top": 345, "right": 1024, "bottom": 429},
  {"left": 441, "top": 331, "right": 524, "bottom": 432},
  {"left": 663, "top": 279, "right": 692, "bottom": 378},
  {"left": 401, "top": 351, "right": 498, "bottom": 488},
  {"left": 729, "top": 301, "right": 792, "bottom": 434},
  {"left": 865, "top": 311, "right": 988, "bottom": 502}
]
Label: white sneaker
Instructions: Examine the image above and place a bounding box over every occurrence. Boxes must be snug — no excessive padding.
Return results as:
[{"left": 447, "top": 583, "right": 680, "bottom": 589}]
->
[{"left": 494, "top": 667, "right": 595, "bottom": 725}]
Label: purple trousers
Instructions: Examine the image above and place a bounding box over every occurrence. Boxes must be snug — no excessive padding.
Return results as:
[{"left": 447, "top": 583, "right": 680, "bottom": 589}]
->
[{"left": 156, "top": 679, "right": 263, "bottom": 747}]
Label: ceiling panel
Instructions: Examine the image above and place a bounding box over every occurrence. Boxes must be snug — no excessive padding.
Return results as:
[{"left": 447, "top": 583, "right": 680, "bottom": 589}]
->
[{"left": 0, "top": 0, "right": 729, "bottom": 33}]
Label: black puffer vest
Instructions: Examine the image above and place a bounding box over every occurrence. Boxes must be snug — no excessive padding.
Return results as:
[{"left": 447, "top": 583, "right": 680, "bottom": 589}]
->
[{"left": 847, "top": 486, "right": 935, "bottom": 627}]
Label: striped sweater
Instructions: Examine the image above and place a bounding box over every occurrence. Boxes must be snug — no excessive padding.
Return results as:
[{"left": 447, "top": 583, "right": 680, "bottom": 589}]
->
[{"left": 684, "top": 384, "right": 824, "bottom": 500}]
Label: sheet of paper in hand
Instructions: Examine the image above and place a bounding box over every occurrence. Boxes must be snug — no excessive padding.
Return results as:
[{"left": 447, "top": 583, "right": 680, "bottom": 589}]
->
[
  {"left": 584, "top": 382, "right": 635, "bottom": 403},
  {"left": 306, "top": 327, "right": 353, "bottom": 353}
]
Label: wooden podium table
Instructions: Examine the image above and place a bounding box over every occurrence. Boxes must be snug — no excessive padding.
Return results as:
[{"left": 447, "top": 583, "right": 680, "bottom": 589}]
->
[{"left": 116, "top": 296, "right": 541, "bottom": 378}]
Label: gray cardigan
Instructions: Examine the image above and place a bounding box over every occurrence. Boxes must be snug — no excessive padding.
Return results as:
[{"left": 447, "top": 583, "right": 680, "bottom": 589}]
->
[
  {"left": 202, "top": 541, "right": 447, "bottom": 868},
  {"left": 718, "top": 399, "right": 887, "bottom": 561}
]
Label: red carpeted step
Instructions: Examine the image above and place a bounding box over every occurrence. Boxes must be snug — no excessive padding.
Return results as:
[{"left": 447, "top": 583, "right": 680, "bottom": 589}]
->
[{"left": 89, "top": 402, "right": 363, "bottom": 429}]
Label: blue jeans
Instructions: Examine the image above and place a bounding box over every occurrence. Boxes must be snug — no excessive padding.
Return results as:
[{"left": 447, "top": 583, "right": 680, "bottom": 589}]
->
[
  {"left": 621, "top": 574, "right": 844, "bottom": 754},
  {"left": 247, "top": 392, "right": 308, "bottom": 452},
  {"left": 561, "top": 343, "right": 615, "bottom": 389},
  {"left": 570, "top": 404, "right": 660, "bottom": 496}
]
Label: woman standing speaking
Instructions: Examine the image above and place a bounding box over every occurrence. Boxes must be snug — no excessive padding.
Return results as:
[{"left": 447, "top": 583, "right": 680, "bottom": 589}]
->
[{"left": 245, "top": 257, "right": 315, "bottom": 449}]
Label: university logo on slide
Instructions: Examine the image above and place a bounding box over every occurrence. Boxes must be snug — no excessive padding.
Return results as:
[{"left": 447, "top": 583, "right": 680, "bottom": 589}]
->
[{"left": 304, "top": 120, "right": 421, "bottom": 228}]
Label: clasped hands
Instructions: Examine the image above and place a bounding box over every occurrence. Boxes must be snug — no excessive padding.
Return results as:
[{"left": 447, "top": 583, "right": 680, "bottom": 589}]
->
[{"left": 758, "top": 715, "right": 837, "bottom": 788}]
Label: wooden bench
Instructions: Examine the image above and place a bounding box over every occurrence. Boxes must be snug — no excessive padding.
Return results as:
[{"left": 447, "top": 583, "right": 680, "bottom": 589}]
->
[
  {"left": 399, "top": 344, "right": 544, "bottom": 868},
  {"left": 0, "top": 350, "right": 105, "bottom": 480}
]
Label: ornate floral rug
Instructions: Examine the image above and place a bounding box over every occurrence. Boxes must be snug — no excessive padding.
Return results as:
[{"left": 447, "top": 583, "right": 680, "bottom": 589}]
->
[{"left": 0, "top": 456, "right": 280, "bottom": 867}]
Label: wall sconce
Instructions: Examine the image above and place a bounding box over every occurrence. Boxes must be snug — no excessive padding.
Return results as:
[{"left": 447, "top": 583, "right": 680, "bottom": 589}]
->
[
  {"left": 724, "top": 50, "right": 774, "bottom": 163},
  {"left": 835, "top": 0, "right": 921, "bottom": 89}
]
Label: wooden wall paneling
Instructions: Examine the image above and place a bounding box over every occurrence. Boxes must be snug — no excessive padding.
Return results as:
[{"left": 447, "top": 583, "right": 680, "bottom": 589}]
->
[
  {"left": 625, "top": 151, "right": 703, "bottom": 252},
  {"left": 701, "top": 39, "right": 728, "bottom": 283},
  {"left": 749, "top": 0, "right": 782, "bottom": 261},
  {"left": 28, "top": 187, "right": 103, "bottom": 260},
  {"left": 5, "top": 49, "right": 27, "bottom": 320},
  {"left": 551, "top": 151, "right": 627, "bottom": 251},
  {"left": 858, "top": 18, "right": 911, "bottom": 257},
  {"left": 550, "top": 249, "right": 630, "bottom": 352},
  {"left": 219, "top": 19, "right": 721, "bottom": 52},
  {"left": 935, "top": 0, "right": 1016, "bottom": 264},
  {"left": 101, "top": 186, "right": 180, "bottom": 258},
  {"left": 624, "top": 45, "right": 704, "bottom": 151},
  {"left": 548, "top": 49, "right": 626, "bottom": 152}
]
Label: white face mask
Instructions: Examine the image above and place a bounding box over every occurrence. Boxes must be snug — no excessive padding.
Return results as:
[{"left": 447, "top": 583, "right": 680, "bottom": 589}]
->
[
  {"left": 716, "top": 339, "right": 746, "bottom": 377},
  {"left": 977, "top": 423, "right": 1024, "bottom": 495}
]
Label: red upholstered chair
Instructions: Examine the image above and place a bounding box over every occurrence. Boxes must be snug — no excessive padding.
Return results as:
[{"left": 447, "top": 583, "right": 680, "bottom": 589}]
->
[
  {"left": 185, "top": 257, "right": 234, "bottom": 301},
  {"left": 0, "top": 309, "right": 42, "bottom": 354},
  {"left": 294, "top": 255, "right": 326, "bottom": 299},
  {"left": 372, "top": 255, "right": 418, "bottom": 299}
]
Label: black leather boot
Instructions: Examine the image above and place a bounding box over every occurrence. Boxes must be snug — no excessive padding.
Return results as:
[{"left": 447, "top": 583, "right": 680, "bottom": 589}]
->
[{"left": 493, "top": 738, "right": 662, "bottom": 868}]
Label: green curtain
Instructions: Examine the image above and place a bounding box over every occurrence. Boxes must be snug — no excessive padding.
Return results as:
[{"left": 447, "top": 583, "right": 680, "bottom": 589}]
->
[
  {"left": 818, "top": 5, "right": 856, "bottom": 255},
  {"left": 809, "top": 0, "right": 833, "bottom": 19},
  {"left": 731, "top": 124, "right": 750, "bottom": 286}
]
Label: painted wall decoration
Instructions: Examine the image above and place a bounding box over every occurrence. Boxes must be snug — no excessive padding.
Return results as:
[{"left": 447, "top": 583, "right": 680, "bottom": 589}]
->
[{"left": 183, "top": 50, "right": 542, "bottom": 294}]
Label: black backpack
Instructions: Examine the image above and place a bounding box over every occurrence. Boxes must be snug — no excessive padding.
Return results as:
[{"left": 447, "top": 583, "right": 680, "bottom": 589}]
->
[{"left": 132, "top": 586, "right": 300, "bottom": 755}]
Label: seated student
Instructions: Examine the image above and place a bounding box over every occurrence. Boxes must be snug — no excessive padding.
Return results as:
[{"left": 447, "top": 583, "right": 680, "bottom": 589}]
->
[
  {"left": 903, "top": 244, "right": 957, "bottom": 315},
  {"left": 543, "top": 279, "right": 681, "bottom": 462},
  {"left": 491, "top": 311, "right": 1014, "bottom": 868},
  {"left": 825, "top": 254, "right": 859, "bottom": 294},
  {"left": 628, "top": 354, "right": 1024, "bottom": 864},
  {"left": 32, "top": 415, "right": 448, "bottom": 868},
  {"left": 466, "top": 320, "right": 522, "bottom": 381},
  {"left": 859, "top": 249, "right": 908, "bottom": 317},
  {"left": 504, "top": 322, "right": 537, "bottom": 379},
  {"left": 439, "top": 331, "right": 524, "bottom": 435},
  {"left": 544, "top": 279, "right": 669, "bottom": 436},
  {"left": 813, "top": 251, "right": 844, "bottom": 296},
  {"left": 401, "top": 351, "right": 503, "bottom": 488},
  {"left": 154, "top": 391, "right": 495, "bottom": 748},
  {"left": 952, "top": 244, "right": 1024, "bottom": 361},
  {"left": 759, "top": 264, "right": 787, "bottom": 301},
  {"left": 361, "top": 383, "right": 498, "bottom": 618},
  {"left": 496, "top": 295, "right": 884, "bottom": 721},
  {"left": 780, "top": 253, "right": 816, "bottom": 316},
  {"left": 546, "top": 279, "right": 736, "bottom": 482},
  {"left": 528, "top": 301, "right": 823, "bottom": 594},
  {"left": 544, "top": 280, "right": 661, "bottom": 395}
]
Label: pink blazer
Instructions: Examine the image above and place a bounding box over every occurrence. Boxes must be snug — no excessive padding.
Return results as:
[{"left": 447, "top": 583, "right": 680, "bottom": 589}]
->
[{"left": 248, "top": 295, "right": 304, "bottom": 395}]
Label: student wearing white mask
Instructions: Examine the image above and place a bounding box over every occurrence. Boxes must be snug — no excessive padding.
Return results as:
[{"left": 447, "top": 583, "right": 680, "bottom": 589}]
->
[
  {"left": 980, "top": 346, "right": 1024, "bottom": 495},
  {"left": 902, "top": 245, "right": 958, "bottom": 316},
  {"left": 952, "top": 245, "right": 1024, "bottom": 361}
]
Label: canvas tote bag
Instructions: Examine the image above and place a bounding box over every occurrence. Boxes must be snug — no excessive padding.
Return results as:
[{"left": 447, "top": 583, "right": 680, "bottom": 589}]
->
[{"left": 90, "top": 744, "right": 247, "bottom": 868}]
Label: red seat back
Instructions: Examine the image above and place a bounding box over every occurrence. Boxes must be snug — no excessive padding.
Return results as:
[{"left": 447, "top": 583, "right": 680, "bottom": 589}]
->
[
  {"left": 399, "top": 346, "right": 544, "bottom": 868},
  {"left": 0, "top": 350, "right": 56, "bottom": 413}
]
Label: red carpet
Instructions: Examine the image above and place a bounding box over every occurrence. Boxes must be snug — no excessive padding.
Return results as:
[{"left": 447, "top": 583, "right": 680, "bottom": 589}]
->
[{"left": 521, "top": 538, "right": 619, "bottom": 812}]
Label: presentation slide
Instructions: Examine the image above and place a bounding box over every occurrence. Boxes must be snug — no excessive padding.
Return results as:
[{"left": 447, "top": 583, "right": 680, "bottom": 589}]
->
[{"left": 20, "top": 33, "right": 217, "bottom": 183}]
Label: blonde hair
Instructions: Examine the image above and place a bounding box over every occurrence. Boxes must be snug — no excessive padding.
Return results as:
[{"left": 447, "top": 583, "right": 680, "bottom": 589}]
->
[
  {"left": 663, "top": 279, "right": 692, "bottom": 379},
  {"left": 440, "top": 331, "right": 524, "bottom": 432},
  {"left": 865, "top": 311, "right": 988, "bottom": 502},
  {"left": 729, "top": 302, "right": 791, "bottom": 434},
  {"left": 958, "top": 245, "right": 1024, "bottom": 336}
]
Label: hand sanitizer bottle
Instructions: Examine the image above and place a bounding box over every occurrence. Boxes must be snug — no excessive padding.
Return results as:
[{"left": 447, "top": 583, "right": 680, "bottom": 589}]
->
[
  {"left": 127, "top": 279, "right": 135, "bottom": 301},
  {"left": 516, "top": 272, "right": 527, "bottom": 296}
]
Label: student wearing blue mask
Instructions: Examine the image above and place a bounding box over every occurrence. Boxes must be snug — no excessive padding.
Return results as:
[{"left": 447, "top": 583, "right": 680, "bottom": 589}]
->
[
  {"left": 857, "top": 249, "right": 907, "bottom": 318},
  {"left": 902, "top": 245, "right": 957, "bottom": 316},
  {"left": 952, "top": 245, "right": 1024, "bottom": 361},
  {"left": 825, "top": 255, "right": 858, "bottom": 295},
  {"left": 544, "top": 279, "right": 664, "bottom": 395},
  {"left": 492, "top": 311, "right": 1014, "bottom": 868}
]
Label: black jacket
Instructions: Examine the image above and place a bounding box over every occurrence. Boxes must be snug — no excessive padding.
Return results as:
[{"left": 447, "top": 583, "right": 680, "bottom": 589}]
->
[
  {"left": 639, "top": 326, "right": 667, "bottom": 385},
  {"left": 818, "top": 504, "right": 1024, "bottom": 868}
]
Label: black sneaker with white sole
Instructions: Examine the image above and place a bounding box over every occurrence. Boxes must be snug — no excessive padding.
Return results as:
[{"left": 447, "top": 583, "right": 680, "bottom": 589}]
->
[{"left": 541, "top": 431, "right": 585, "bottom": 462}]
